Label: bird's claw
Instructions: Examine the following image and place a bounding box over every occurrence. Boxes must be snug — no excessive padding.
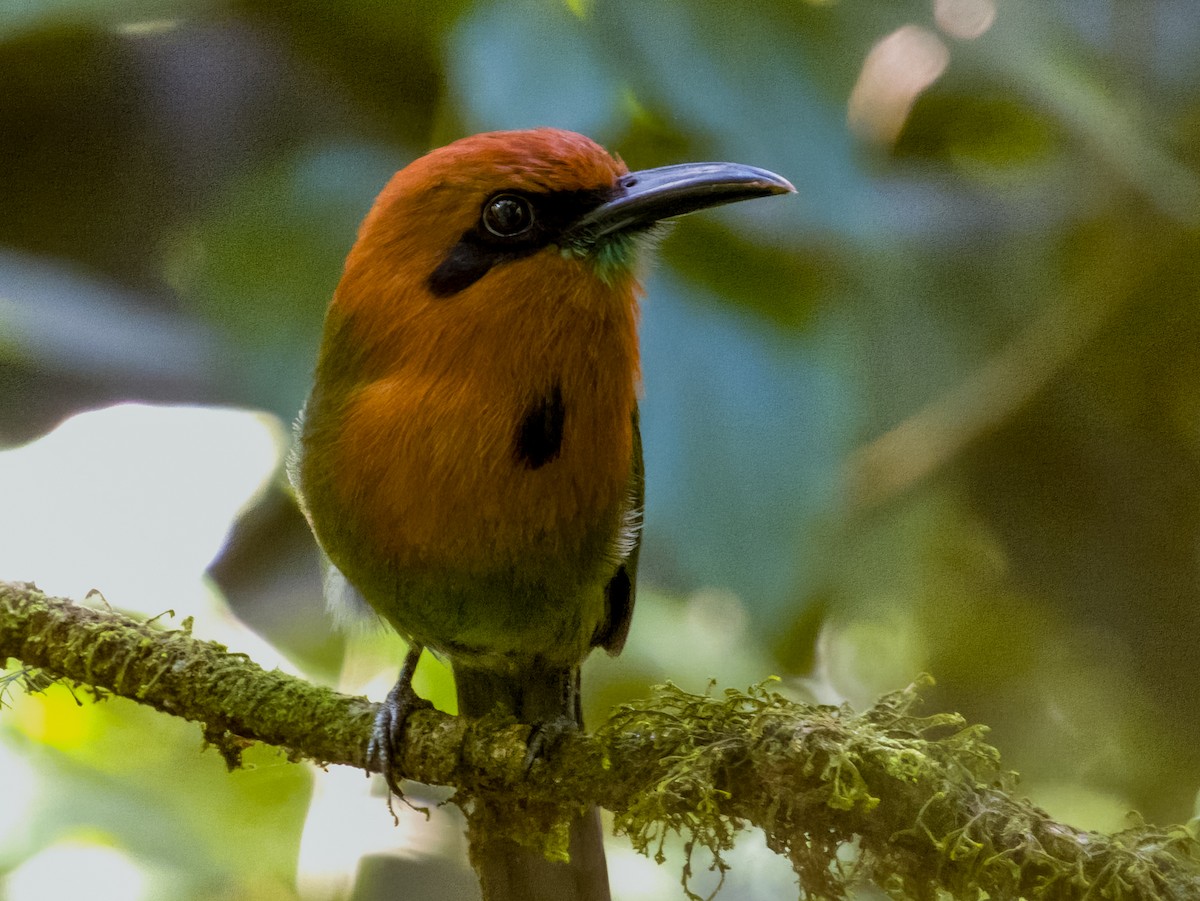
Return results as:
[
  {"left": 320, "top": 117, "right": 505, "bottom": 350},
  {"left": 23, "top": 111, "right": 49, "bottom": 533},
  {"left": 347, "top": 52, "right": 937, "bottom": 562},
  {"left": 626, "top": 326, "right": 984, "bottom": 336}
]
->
[
  {"left": 523, "top": 715, "right": 579, "bottom": 774},
  {"left": 369, "top": 649, "right": 431, "bottom": 798}
]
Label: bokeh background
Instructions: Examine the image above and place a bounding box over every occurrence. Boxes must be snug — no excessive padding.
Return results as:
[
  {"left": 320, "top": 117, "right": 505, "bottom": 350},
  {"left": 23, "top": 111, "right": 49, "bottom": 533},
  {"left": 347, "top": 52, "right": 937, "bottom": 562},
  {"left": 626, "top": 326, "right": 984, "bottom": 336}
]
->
[{"left": 3, "top": 0, "right": 1199, "bottom": 899}]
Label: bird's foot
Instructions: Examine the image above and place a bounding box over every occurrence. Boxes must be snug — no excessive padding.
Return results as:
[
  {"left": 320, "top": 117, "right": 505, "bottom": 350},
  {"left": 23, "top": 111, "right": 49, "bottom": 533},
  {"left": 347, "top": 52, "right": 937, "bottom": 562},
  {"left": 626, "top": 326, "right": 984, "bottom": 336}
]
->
[
  {"left": 368, "top": 644, "right": 431, "bottom": 799},
  {"left": 523, "top": 715, "right": 579, "bottom": 774}
]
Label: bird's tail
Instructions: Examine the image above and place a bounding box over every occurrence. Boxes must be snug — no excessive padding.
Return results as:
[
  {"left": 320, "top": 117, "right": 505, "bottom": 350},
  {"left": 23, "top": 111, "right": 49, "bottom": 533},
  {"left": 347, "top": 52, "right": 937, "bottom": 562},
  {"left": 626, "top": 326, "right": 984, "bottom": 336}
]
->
[{"left": 456, "top": 664, "right": 612, "bottom": 901}]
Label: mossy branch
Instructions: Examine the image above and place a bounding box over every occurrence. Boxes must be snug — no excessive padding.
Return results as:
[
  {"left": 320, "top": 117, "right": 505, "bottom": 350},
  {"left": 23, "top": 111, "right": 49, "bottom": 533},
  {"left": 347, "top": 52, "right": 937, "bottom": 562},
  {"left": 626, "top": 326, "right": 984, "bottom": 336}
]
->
[{"left": 2, "top": 580, "right": 1198, "bottom": 901}]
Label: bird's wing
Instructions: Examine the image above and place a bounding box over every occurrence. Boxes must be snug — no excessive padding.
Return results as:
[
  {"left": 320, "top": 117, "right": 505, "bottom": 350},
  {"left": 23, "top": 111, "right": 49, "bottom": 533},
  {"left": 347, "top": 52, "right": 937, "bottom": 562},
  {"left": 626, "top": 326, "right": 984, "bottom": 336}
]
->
[
  {"left": 596, "top": 404, "right": 642, "bottom": 656},
  {"left": 289, "top": 402, "right": 377, "bottom": 628}
]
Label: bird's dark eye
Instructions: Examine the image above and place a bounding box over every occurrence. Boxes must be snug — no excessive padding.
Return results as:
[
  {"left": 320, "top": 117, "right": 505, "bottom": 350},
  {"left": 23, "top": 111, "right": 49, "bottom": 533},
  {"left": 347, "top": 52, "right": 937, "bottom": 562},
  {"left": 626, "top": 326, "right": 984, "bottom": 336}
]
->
[{"left": 482, "top": 194, "right": 535, "bottom": 238}]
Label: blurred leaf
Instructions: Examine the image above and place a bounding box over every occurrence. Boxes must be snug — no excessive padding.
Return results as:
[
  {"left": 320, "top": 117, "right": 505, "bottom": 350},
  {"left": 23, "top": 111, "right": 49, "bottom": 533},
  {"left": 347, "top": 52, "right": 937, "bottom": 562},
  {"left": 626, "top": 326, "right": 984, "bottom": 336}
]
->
[
  {"left": 166, "top": 143, "right": 405, "bottom": 418},
  {"left": 972, "top": 3, "right": 1200, "bottom": 223},
  {"left": 447, "top": 0, "right": 623, "bottom": 135},
  {"left": 638, "top": 274, "right": 855, "bottom": 623},
  {"left": 771, "top": 592, "right": 828, "bottom": 674},
  {"left": 662, "top": 217, "right": 843, "bottom": 330},
  {"left": 897, "top": 89, "right": 1062, "bottom": 171},
  {"left": 0, "top": 251, "right": 219, "bottom": 383},
  {"left": 8, "top": 685, "right": 309, "bottom": 895},
  {"left": 244, "top": 0, "right": 466, "bottom": 147},
  {"left": 0, "top": 0, "right": 213, "bottom": 38},
  {"left": 592, "top": 0, "right": 877, "bottom": 238}
]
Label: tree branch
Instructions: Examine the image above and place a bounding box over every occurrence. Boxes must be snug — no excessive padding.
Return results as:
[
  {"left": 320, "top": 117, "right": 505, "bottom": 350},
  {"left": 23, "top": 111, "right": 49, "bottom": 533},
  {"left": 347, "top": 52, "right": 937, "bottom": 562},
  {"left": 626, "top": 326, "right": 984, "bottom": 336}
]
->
[{"left": 2, "top": 580, "right": 1198, "bottom": 900}]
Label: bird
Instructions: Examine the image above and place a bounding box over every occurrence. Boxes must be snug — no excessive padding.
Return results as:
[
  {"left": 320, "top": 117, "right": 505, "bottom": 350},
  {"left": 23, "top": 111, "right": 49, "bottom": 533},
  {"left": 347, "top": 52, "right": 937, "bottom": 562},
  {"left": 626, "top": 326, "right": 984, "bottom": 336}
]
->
[{"left": 292, "top": 128, "right": 793, "bottom": 901}]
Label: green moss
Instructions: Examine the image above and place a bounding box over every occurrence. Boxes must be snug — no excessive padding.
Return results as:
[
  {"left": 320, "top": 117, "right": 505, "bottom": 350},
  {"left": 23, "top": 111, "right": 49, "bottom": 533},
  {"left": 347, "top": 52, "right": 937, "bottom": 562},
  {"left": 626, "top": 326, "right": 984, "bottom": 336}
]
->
[{"left": 589, "top": 677, "right": 1200, "bottom": 900}]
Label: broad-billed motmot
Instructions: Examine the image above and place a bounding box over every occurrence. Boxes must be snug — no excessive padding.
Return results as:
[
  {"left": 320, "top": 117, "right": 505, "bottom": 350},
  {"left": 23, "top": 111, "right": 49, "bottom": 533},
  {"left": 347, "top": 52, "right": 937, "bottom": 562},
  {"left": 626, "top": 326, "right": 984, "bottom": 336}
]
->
[{"left": 293, "top": 128, "right": 793, "bottom": 901}]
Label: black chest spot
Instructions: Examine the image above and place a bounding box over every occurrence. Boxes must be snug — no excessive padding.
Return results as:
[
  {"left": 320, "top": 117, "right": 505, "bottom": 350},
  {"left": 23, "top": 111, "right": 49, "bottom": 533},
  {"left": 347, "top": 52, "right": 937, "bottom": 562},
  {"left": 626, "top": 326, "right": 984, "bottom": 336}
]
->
[{"left": 515, "top": 384, "right": 565, "bottom": 469}]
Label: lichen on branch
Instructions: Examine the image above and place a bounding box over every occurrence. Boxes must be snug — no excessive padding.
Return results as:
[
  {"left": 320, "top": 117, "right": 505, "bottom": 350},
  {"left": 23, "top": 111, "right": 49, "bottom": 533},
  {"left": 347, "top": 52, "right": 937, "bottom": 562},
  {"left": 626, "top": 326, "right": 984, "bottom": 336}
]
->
[{"left": 2, "top": 580, "right": 1198, "bottom": 900}]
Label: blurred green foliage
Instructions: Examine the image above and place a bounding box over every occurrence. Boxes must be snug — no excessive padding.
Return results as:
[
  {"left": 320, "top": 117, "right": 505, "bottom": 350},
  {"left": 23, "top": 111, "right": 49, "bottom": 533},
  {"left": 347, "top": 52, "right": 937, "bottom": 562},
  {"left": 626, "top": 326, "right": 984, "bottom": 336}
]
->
[{"left": 3, "top": 0, "right": 1200, "bottom": 898}]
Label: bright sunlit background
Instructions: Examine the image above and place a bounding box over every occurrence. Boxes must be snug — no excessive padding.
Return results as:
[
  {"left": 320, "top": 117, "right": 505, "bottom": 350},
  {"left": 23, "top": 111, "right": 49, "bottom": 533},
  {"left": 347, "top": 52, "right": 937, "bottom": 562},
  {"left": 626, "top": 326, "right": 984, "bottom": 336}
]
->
[{"left": 3, "top": 0, "right": 1200, "bottom": 899}]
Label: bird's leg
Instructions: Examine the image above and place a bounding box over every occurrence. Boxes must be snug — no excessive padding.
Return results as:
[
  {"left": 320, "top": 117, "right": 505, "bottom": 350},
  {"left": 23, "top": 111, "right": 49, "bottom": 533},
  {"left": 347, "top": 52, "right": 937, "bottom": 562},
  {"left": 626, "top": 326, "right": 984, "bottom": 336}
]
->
[
  {"left": 523, "top": 666, "right": 582, "bottom": 773},
  {"left": 369, "top": 642, "right": 430, "bottom": 797},
  {"left": 455, "top": 662, "right": 582, "bottom": 770}
]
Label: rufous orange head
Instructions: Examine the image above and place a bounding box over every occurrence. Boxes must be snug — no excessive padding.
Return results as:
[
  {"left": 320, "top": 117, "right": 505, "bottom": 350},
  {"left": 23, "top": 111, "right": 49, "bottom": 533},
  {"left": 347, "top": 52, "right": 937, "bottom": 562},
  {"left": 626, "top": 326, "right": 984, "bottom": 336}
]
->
[{"left": 328, "top": 128, "right": 793, "bottom": 357}]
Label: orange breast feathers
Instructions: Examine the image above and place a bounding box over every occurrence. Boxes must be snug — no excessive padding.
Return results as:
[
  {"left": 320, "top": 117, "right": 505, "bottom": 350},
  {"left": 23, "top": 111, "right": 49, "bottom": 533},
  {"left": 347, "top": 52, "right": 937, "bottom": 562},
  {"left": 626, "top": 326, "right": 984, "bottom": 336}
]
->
[
  {"left": 311, "top": 133, "right": 642, "bottom": 572},
  {"left": 333, "top": 257, "right": 639, "bottom": 569}
]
